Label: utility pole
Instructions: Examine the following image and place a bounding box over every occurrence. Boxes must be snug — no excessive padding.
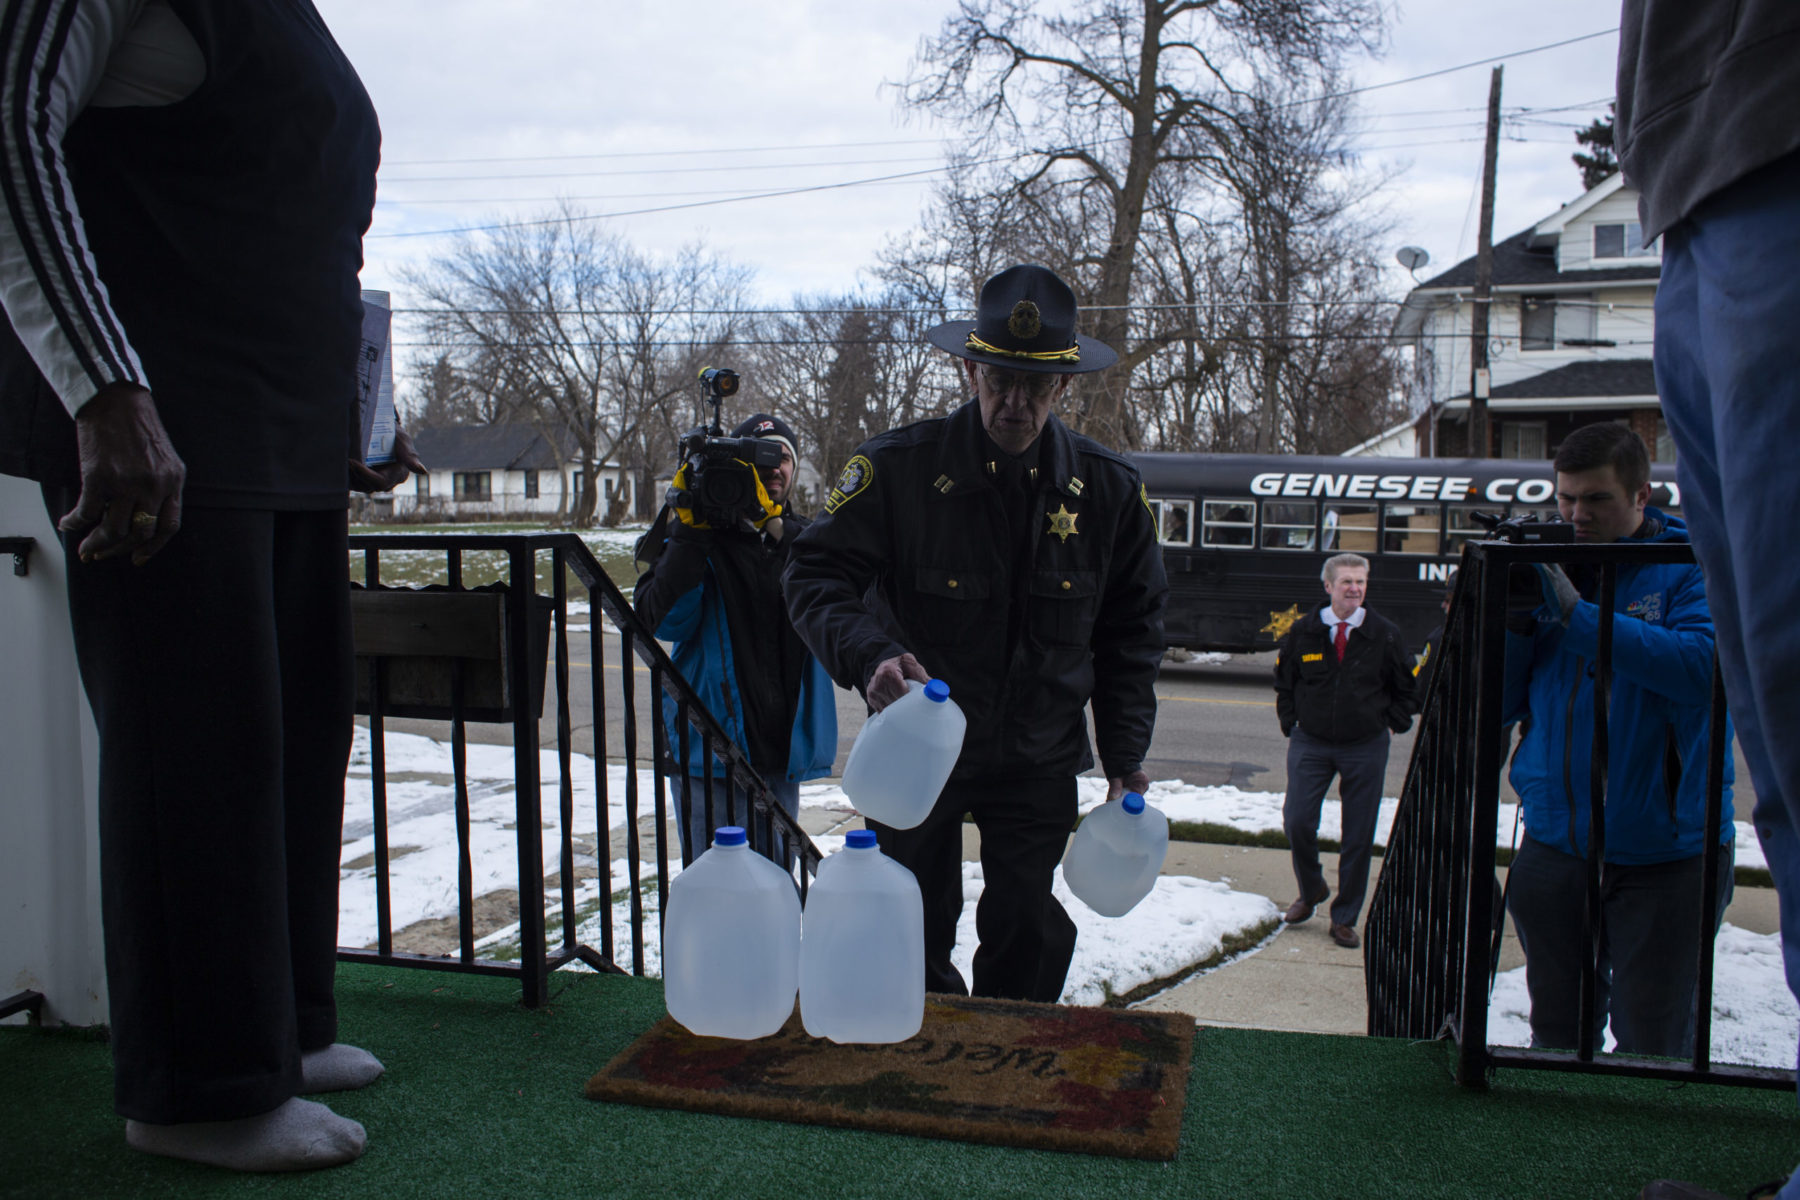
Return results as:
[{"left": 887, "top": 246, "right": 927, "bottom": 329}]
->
[{"left": 1469, "top": 65, "right": 1503, "bottom": 458}]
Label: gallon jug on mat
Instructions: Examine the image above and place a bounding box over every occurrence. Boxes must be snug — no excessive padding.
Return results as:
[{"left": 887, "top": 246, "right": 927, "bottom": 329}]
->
[
  {"left": 663, "top": 826, "right": 800, "bottom": 1039},
  {"left": 839, "top": 678, "right": 965, "bottom": 830},
  {"left": 1062, "top": 792, "right": 1169, "bottom": 917},
  {"left": 799, "top": 829, "right": 925, "bottom": 1044}
]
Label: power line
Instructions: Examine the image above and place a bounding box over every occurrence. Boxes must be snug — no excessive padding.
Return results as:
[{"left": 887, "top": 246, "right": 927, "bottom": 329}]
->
[
  {"left": 383, "top": 136, "right": 951, "bottom": 167},
  {"left": 378, "top": 153, "right": 949, "bottom": 185},
  {"left": 1306, "top": 29, "right": 1619, "bottom": 106}
]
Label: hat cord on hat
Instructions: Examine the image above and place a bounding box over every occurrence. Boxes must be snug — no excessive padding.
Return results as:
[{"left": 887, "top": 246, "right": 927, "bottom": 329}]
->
[{"left": 963, "top": 332, "right": 1081, "bottom": 364}]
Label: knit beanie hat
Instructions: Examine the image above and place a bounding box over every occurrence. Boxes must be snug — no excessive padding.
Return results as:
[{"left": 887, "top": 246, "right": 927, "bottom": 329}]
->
[{"left": 733, "top": 413, "right": 798, "bottom": 465}]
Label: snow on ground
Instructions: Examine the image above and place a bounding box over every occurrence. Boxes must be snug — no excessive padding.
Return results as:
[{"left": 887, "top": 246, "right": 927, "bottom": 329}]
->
[
  {"left": 1486, "top": 924, "right": 1799, "bottom": 1070},
  {"left": 342, "top": 727, "right": 1789, "bottom": 1063},
  {"left": 1106, "top": 778, "right": 1769, "bottom": 874}
]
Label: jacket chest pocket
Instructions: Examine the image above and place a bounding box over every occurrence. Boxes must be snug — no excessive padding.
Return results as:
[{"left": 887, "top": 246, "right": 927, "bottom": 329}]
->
[
  {"left": 1029, "top": 568, "right": 1099, "bottom": 647},
  {"left": 907, "top": 567, "right": 990, "bottom": 646},
  {"left": 1296, "top": 648, "right": 1331, "bottom": 681}
]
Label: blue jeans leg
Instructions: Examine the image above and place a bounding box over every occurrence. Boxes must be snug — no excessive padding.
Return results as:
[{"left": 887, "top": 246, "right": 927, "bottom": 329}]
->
[{"left": 1656, "top": 149, "right": 1800, "bottom": 1187}]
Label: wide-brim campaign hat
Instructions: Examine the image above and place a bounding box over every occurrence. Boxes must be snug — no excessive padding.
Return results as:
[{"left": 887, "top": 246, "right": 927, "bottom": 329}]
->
[{"left": 924, "top": 264, "right": 1117, "bottom": 375}]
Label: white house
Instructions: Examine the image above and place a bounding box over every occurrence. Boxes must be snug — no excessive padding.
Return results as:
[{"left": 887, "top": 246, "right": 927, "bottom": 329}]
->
[
  {"left": 373, "top": 424, "right": 638, "bottom": 522},
  {"left": 1392, "top": 173, "right": 1669, "bottom": 461}
]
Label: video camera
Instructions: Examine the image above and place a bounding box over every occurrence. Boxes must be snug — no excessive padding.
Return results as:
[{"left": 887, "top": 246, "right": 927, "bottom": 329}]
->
[
  {"left": 1469, "top": 510, "right": 1575, "bottom": 545},
  {"left": 667, "top": 367, "right": 783, "bottom": 530}
]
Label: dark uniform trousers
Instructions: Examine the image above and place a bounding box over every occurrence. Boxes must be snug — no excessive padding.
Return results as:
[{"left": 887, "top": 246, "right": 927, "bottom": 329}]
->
[
  {"left": 52, "top": 494, "right": 353, "bottom": 1123},
  {"left": 1283, "top": 727, "right": 1390, "bottom": 928},
  {"left": 868, "top": 775, "right": 1079, "bottom": 1002}
]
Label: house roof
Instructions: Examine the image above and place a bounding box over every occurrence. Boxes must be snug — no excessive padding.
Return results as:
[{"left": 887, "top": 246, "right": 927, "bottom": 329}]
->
[
  {"left": 1446, "top": 358, "right": 1657, "bottom": 402},
  {"left": 411, "top": 423, "right": 582, "bottom": 471},
  {"left": 1528, "top": 172, "right": 1627, "bottom": 242},
  {"left": 1411, "top": 225, "right": 1661, "bottom": 292}
]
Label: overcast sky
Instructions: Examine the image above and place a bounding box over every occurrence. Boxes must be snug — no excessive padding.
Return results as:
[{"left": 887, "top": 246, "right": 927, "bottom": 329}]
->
[{"left": 316, "top": 0, "right": 1625, "bottom": 312}]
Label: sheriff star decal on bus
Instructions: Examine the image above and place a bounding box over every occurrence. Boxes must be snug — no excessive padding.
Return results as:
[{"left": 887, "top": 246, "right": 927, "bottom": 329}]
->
[{"left": 1262, "top": 604, "right": 1303, "bottom": 641}]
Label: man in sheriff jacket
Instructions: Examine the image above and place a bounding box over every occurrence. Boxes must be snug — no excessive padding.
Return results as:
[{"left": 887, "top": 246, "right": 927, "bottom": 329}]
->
[
  {"left": 783, "top": 264, "right": 1168, "bottom": 1003},
  {"left": 1273, "top": 553, "right": 1418, "bottom": 950},
  {"left": 1503, "top": 422, "right": 1735, "bottom": 1059},
  {"left": 634, "top": 413, "right": 836, "bottom": 868}
]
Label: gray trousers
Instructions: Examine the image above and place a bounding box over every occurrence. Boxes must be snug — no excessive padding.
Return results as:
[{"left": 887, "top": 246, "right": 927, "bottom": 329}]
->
[
  {"left": 1283, "top": 727, "right": 1390, "bottom": 927},
  {"left": 1507, "top": 834, "right": 1734, "bottom": 1058}
]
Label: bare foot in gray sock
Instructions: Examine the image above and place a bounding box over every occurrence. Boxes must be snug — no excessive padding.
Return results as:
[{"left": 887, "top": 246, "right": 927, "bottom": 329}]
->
[
  {"left": 125, "top": 1097, "right": 365, "bottom": 1172},
  {"left": 300, "top": 1043, "right": 385, "bottom": 1094}
]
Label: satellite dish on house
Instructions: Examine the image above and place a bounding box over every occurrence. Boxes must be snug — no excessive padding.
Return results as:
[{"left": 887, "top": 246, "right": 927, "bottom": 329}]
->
[{"left": 1395, "top": 246, "right": 1431, "bottom": 275}]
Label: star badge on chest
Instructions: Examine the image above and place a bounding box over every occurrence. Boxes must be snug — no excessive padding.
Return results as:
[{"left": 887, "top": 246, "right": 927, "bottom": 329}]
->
[{"left": 1045, "top": 503, "right": 1080, "bottom": 543}]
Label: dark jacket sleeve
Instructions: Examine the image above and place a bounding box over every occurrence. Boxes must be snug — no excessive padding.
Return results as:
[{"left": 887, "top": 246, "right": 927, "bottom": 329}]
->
[
  {"left": 1383, "top": 620, "right": 1420, "bottom": 733},
  {"left": 782, "top": 454, "right": 910, "bottom": 694},
  {"left": 1273, "top": 627, "right": 1298, "bottom": 737},
  {"left": 1088, "top": 477, "right": 1169, "bottom": 779},
  {"left": 632, "top": 523, "right": 712, "bottom": 636}
]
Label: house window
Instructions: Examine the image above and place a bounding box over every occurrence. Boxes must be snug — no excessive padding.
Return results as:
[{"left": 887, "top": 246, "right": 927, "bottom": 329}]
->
[
  {"left": 1519, "top": 293, "right": 1597, "bottom": 350},
  {"left": 1150, "top": 498, "right": 1193, "bottom": 547},
  {"left": 571, "top": 471, "right": 585, "bottom": 498},
  {"left": 1593, "top": 221, "right": 1658, "bottom": 260},
  {"left": 453, "top": 471, "right": 491, "bottom": 501},
  {"left": 1200, "top": 500, "right": 1254, "bottom": 548},
  {"left": 523, "top": 470, "right": 539, "bottom": 499},
  {"left": 1260, "top": 501, "right": 1316, "bottom": 551},
  {"left": 1499, "top": 421, "right": 1548, "bottom": 460},
  {"left": 416, "top": 472, "right": 430, "bottom": 498}
]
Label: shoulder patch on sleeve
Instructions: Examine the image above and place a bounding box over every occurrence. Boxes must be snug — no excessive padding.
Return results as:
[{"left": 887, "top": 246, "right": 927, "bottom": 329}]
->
[{"left": 825, "top": 454, "right": 875, "bottom": 514}]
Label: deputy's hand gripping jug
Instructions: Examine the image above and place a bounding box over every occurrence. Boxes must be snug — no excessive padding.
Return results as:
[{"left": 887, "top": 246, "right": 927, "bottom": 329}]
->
[
  {"left": 838, "top": 678, "right": 965, "bottom": 830},
  {"left": 663, "top": 826, "right": 800, "bottom": 1039},
  {"left": 799, "top": 829, "right": 925, "bottom": 1043},
  {"left": 1061, "top": 792, "right": 1169, "bottom": 917}
]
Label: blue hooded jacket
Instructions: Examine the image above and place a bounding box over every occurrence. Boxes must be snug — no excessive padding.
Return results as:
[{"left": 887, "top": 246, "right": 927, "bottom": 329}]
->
[{"left": 1503, "top": 510, "right": 1734, "bottom": 864}]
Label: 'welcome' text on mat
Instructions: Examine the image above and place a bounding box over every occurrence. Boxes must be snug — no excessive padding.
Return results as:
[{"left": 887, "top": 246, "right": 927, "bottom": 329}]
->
[{"left": 586, "top": 993, "right": 1194, "bottom": 1160}]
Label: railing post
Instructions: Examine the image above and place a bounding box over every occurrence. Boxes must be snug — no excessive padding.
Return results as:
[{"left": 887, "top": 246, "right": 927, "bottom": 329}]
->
[
  {"left": 1457, "top": 545, "right": 1508, "bottom": 1086},
  {"left": 1692, "top": 659, "right": 1729, "bottom": 1072},
  {"left": 507, "top": 544, "right": 547, "bottom": 1008},
  {"left": 1577, "top": 565, "right": 1617, "bottom": 1061}
]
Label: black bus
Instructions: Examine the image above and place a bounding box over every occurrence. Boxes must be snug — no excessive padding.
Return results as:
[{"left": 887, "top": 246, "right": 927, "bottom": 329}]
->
[{"left": 1131, "top": 453, "right": 1681, "bottom": 655}]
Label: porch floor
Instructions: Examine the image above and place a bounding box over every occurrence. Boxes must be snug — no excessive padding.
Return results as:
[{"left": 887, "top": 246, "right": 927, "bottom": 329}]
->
[{"left": 3, "top": 963, "right": 1794, "bottom": 1200}]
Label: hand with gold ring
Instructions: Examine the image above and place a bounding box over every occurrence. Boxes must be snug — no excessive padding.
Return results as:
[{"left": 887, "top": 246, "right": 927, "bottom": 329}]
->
[{"left": 58, "top": 382, "right": 186, "bottom": 565}]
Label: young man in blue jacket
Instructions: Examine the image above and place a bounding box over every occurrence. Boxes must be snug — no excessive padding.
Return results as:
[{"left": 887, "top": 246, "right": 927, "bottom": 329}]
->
[
  {"left": 1503, "top": 422, "right": 1735, "bottom": 1059},
  {"left": 633, "top": 414, "right": 837, "bottom": 867}
]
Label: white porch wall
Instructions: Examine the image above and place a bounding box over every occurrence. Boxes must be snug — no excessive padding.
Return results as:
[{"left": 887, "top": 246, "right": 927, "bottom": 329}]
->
[
  {"left": 1418, "top": 284, "right": 1659, "bottom": 405},
  {"left": 0, "top": 475, "right": 106, "bottom": 1028}
]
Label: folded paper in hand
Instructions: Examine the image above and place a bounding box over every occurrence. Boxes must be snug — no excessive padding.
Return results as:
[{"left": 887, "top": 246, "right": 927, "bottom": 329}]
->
[{"left": 357, "top": 289, "right": 398, "bottom": 467}]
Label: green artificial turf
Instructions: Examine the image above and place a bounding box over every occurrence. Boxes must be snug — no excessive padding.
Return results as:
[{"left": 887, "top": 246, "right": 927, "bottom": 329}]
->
[{"left": 3, "top": 963, "right": 1795, "bottom": 1200}]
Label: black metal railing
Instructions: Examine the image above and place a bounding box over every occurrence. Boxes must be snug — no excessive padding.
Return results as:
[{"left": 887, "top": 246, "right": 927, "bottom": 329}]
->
[
  {"left": 340, "top": 531, "right": 822, "bottom": 1006},
  {"left": 1365, "top": 537, "right": 1793, "bottom": 1091}
]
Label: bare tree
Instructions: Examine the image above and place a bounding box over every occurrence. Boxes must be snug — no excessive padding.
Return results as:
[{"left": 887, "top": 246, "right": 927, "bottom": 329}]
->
[
  {"left": 897, "top": 0, "right": 1385, "bottom": 450},
  {"left": 403, "top": 206, "right": 750, "bottom": 525}
]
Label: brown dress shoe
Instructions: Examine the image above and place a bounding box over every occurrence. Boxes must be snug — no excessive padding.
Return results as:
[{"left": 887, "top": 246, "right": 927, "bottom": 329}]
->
[
  {"left": 1283, "top": 885, "right": 1331, "bottom": 924},
  {"left": 1329, "top": 922, "right": 1360, "bottom": 949}
]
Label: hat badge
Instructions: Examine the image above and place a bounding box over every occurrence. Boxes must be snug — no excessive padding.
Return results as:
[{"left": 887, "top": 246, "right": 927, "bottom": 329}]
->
[{"left": 1007, "top": 300, "right": 1042, "bottom": 341}]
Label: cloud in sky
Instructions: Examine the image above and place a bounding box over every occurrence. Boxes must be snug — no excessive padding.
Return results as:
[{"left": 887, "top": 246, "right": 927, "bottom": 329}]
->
[{"left": 318, "top": 0, "right": 1624, "bottom": 305}]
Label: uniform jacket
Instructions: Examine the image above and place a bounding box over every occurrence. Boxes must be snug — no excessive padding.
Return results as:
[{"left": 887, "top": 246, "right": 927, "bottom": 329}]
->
[
  {"left": 1503, "top": 511, "right": 1735, "bottom": 865},
  {"left": 634, "top": 515, "right": 836, "bottom": 784},
  {"left": 1274, "top": 607, "right": 1417, "bottom": 744},
  {"left": 783, "top": 400, "right": 1168, "bottom": 782}
]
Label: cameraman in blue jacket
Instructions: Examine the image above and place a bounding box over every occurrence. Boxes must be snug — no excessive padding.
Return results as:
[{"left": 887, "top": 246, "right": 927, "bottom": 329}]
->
[
  {"left": 1503, "top": 422, "right": 1735, "bottom": 1059},
  {"left": 634, "top": 413, "right": 837, "bottom": 868}
]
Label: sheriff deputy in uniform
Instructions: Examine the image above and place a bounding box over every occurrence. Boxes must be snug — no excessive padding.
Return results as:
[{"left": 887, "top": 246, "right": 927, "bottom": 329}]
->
[
  {"left": 783, "top": 264, "right": 1169, "bottom": 1003},
  {"left": 1273, "top": 552, "right": 1418, "bottom": 949}
]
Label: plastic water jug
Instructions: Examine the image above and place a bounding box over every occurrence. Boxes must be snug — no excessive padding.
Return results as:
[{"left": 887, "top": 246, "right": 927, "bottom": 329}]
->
[
  {"left": 1061, "top": 792, "right": 1169, "bottom": 918},
  {"left": 799, "top": 830, "right": 925, "bottom": 1044},
  {"left": 662, "top": 826, "right": 800, "bottom": 1039},
  {"left": 839, "top": 678, "right": 966, "bottom": 830}
]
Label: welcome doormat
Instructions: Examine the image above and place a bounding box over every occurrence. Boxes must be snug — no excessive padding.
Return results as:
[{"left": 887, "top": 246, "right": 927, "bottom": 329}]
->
[{"left": 585, "top": 993, "right": 1194, "bottom": 1160}]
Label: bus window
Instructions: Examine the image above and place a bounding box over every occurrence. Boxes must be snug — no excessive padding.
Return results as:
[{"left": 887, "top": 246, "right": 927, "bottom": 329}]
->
[
  {"left": 1322, "top": 502, "right": 1378, "bottom": 553},
  {"left": 1154, "top": 498, "right": 1194, "bottom": 546},
  {"left": 1383, "top": 502, "right": 1442, "bottom": 555},
  {"left": 1261, "top": 500, "right": 1317, "bottom": 551},
  {"left": 1446, "top": 505, "right": 1488, "bottom": 554},
  {"left": 1202, "top": 499, "right": 1254, "bottom": 547}
]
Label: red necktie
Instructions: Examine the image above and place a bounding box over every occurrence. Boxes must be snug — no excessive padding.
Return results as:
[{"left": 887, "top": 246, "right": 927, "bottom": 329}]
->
[{"left": 1334, "top": 622, "right": 1348, "bottom": 663}]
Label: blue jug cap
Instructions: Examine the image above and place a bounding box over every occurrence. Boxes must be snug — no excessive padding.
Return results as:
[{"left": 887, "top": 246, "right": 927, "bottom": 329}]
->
[
  {"left": 845, "top": 830, "right": 878, "bottom": 849},
  {"left": 713, "top": 826, "right": 747, "bottom": 846},
  {"left": 924, "top": 679, "right": 950, "bottom": 702},
  {"left": 1121, "top": 792, "right": 1145, "bottom": 814}
]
